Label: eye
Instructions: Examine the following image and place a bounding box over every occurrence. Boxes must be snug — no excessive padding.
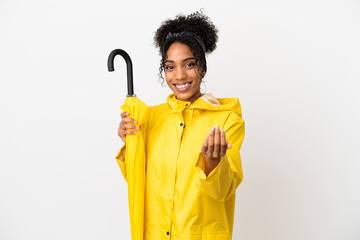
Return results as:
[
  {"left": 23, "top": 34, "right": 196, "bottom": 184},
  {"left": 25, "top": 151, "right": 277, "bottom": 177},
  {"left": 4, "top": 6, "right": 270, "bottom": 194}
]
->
[
  {"left": 185, "top": 62, "right": 196, "bottom": 69},
  {"left": 165, "top": 65, "right": 174, "bottom": 71}
]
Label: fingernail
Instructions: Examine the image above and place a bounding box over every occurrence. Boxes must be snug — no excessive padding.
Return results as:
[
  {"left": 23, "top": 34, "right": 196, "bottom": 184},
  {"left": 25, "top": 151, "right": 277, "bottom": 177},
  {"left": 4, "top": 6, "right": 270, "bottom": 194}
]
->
[
  {"left": 210, "top": 127, "right": 214, "bottom": 131},
  {"left": 221, "top": 129, "right": 224, "bottom": 133},
  {"left": 135, "top": 126, "right": 139, "bottom": 130},
  {"left": 215, "top": 125, "right": 219, "bottom": 130},
  {"left": 134, "top": 120, "right": 137, "bottom": 124}
]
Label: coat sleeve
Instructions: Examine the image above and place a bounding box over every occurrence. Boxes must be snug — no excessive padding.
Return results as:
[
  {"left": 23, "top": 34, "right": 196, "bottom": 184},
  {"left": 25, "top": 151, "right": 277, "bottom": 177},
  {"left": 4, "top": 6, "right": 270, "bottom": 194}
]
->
[
  {"left": 115, "top": 144, "right": 127, "bottom": 182},
  {"left": 195, "top": 112, "right": 245, "bottom": 201}
]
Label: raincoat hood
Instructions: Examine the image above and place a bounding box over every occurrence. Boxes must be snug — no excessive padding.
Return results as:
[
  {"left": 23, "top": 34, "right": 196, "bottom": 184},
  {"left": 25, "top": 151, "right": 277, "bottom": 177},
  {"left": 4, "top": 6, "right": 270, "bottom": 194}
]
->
[{"left": 166, "top": 93, "right": 242, "bottom": 117}]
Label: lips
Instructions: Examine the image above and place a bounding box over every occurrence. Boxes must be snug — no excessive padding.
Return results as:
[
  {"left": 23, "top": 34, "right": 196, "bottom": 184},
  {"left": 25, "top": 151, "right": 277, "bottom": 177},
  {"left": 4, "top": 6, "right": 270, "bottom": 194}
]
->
[{"left": 174, "top": 82, "right": 192, "bottom": 92}]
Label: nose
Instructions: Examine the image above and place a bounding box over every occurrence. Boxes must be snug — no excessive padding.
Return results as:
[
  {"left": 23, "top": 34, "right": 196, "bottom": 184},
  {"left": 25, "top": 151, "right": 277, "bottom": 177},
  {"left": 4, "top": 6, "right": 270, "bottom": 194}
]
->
[{"left": 175, "top": 67, "right": 186, "bottom": 81}]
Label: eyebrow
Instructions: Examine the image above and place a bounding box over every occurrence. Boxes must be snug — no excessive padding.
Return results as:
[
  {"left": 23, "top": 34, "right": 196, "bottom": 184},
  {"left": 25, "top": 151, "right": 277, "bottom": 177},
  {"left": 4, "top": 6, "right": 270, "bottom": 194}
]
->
[{"left": 164, "top": 57, "right": 195, "bottom": 63}]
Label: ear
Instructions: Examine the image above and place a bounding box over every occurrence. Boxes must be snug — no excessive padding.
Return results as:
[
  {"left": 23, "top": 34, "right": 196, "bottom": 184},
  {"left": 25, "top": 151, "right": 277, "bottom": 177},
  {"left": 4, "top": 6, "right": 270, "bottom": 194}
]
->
[{"left": 201, "top": 71, "right": 206, "bottom": 79}]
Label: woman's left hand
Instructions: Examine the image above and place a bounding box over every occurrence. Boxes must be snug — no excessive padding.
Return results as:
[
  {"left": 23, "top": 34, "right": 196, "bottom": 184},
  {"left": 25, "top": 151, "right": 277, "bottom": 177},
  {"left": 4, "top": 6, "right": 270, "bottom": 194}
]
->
[{"left": 201, "top": 125, "right": 232, "bottom": 176}]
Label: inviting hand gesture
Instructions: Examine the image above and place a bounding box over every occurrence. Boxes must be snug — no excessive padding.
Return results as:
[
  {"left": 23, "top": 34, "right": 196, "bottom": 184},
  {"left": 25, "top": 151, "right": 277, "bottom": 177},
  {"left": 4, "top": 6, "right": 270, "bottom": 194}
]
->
[{"left": 201, "top": 125, "right": 232, "bottom": 176}]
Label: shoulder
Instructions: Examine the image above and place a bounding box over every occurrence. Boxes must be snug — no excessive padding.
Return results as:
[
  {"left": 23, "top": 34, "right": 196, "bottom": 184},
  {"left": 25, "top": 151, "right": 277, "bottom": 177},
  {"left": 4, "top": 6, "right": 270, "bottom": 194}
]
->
[{"left": 224, "top": 111, "right": 244, "bottom": 126}]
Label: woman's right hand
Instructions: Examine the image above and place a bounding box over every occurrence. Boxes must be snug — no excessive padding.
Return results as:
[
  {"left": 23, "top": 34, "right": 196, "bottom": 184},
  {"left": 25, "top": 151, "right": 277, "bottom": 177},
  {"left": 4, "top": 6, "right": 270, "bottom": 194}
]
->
[{"left": 118, "top": 111, "right": 138, "bottom": 143}]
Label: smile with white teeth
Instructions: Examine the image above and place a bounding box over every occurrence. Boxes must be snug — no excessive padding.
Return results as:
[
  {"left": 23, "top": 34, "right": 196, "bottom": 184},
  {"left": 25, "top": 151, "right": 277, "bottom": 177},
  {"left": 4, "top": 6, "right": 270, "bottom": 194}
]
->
[
  {"left": 175, "top": 83, "right": 190, "bottom": 88},
  {"left": 174, "top": 83, "right": 191, "bottom": 89}
]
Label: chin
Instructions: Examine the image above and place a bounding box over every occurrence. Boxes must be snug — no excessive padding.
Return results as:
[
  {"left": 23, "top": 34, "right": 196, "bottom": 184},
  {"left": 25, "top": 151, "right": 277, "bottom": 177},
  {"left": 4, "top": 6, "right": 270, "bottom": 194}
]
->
[{"left": 175, "top": 92, "right": 195, "bottom": 102}]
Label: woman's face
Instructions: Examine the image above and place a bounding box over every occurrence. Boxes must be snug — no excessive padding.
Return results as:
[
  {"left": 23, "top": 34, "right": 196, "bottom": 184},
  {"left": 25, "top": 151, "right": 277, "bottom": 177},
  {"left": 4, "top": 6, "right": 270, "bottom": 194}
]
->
[{"left": 164, "top": 42, "right": 204, "bottom": 103}]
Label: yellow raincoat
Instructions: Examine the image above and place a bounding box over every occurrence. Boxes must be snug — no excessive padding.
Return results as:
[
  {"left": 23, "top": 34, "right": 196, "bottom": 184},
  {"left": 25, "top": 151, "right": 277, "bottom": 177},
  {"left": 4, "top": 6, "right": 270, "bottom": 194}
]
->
[{"left": 116, "top": 93, "right": 245, "bottom": 240}]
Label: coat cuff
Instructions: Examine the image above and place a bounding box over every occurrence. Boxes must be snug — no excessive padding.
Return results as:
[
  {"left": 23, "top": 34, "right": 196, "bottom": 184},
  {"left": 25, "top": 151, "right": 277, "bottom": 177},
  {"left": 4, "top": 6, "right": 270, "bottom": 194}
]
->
[
  {"left": 115, "top": 144, "right": 127, "bottom": 181},
  {"left": 195, "top": 153, "right": 233, "bottom": 201}
]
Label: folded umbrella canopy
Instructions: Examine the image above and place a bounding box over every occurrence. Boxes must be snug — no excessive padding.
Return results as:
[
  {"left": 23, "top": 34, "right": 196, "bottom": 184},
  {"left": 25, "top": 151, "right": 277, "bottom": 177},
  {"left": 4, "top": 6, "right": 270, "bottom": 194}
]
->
[{"left": 108, "top": 49, "right": 148, "bottom": 240}]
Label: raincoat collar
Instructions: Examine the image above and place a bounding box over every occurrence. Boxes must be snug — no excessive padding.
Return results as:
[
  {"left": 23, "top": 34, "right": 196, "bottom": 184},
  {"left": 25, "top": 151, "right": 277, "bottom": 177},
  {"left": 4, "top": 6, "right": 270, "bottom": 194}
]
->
[
  {"left": 166, "top": 94, "right": 192, "bottom": 110},
  {"left": 166, "top": 93, "right": 242, "bottom": 116}
]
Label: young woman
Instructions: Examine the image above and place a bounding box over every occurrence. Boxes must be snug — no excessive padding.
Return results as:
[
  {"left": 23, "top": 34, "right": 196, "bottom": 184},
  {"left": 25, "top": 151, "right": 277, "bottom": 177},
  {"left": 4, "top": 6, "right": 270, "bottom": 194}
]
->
[{"left": 116, "top": 11, "right": 245, "bottom": 240}]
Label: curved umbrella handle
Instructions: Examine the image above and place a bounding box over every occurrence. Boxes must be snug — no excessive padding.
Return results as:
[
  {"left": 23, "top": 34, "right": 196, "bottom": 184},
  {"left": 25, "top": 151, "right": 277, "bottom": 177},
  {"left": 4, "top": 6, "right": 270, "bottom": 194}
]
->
[{"left": 107, "top": 49, "right": 136, "bottom": 97}]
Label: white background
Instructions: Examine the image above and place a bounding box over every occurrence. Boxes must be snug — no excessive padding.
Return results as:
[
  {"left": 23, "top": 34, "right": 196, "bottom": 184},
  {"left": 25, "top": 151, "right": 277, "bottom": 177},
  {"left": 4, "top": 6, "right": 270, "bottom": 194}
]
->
[{"left": 1, "top": 0, "right": 359, "bottom": 239}]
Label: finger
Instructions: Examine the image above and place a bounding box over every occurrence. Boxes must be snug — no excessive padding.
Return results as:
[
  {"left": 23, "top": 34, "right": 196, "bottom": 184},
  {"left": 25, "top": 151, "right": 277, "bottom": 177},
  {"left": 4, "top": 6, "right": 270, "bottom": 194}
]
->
[
  {"left": 201, "top": 135, "right": 209, "bottom": 153},
  {"left": 120, "top": 112, "right": 129, "bottom": 118},
  {"left": 220, "top": 129, "right": 227, "bottom": 157},
  {"left": 227, "top": 142, "right": 232, "bottom": 149},
  {"left": 123, "top": 123, "right": 138, "bottom": 131},
  {"left": 118, "top": 127, "right": 122, "bottom": 137},
  {"left": 207, "top": 127, "right": 215, "bottom": 155},
  {"left": 122, "top": 117, "right": 137, "bottom": 124},
  {"left": 213, "top": 126, "right": 220, "bottom": 158},
  {"left": 124, "top": 129, "right": 137, "bottom": 135},
  {"left": 118, "top": 126, "right": 137, "bottom": 136}
]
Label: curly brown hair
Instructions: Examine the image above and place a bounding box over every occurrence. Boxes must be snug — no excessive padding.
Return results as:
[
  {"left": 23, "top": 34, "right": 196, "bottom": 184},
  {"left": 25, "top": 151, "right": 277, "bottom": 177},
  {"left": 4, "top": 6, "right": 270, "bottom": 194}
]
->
[{"left": 154, "top": 10, "right": 219, "bottom": 85}]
